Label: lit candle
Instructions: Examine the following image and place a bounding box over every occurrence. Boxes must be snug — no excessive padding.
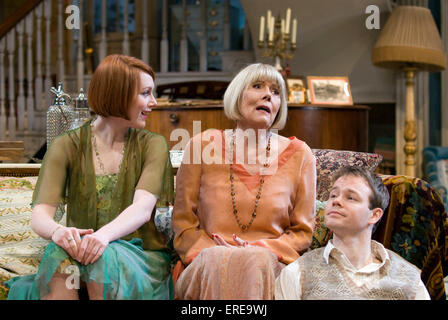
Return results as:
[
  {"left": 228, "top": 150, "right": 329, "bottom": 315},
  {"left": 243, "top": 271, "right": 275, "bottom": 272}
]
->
[
  {"left": 267, "top": 10, "right": 272, "bottom": 33},
  {"left": 292, "top": 18, "right": 297, "bottom": 44},
  {"left": 259, "top": 16, "right": 265, "bottom": 42},
  {"left": 269, "top": 17, "right": 275, "bottom": 42},
  {"left": 285, "top": 8, "right": 291, "bottom": 34},
  {"left": 281, "top": 19, "right": 285, "bottom": 36}
]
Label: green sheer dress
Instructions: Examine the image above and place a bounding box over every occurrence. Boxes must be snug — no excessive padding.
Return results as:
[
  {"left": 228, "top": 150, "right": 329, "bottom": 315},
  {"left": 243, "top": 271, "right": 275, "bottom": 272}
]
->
[{"left": 5, "top": 120, "right": 175, "bottom": 300}]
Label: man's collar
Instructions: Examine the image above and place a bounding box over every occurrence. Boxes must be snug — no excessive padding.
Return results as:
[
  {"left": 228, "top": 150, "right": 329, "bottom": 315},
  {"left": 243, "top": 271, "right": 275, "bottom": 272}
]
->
[{"left": 323, "top": 239, "right": 390, "bottom": 271}]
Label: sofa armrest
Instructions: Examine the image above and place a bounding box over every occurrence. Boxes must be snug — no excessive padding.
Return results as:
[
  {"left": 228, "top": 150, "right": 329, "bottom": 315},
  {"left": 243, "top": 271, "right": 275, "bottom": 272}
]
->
[{"left": 373, "top": 175, "right": 448, "bottom": 300}]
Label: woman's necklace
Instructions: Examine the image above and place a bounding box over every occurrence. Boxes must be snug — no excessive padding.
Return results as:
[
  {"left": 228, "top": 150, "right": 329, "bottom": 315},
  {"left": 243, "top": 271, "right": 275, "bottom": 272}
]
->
[
  {"left": 229, "top": 130, "right": 271, "bottom": 231},
  {"left": 91, "top": 123, "right": 127, "bottom": 177}
]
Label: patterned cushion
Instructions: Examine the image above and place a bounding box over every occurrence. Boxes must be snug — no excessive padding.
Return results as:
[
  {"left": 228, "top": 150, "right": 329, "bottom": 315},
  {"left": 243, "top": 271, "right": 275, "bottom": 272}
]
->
[
  {"left": 0, "top": 177, "right": 44, "bottom": 284},
  {"left": 312, "top": 149, "right": 383, "bottom": 201},
  {"left": 155, "top": 206, "right": 174, "bottom": 243},
  {"left": 376, "top": 175, "right": 448, "bottom": 300},
  {"left": 310, "top": 200, "right": 332, "bottom": 250},
  {"left": 0, "top": 177, "right": 66, "bottom": 286}
]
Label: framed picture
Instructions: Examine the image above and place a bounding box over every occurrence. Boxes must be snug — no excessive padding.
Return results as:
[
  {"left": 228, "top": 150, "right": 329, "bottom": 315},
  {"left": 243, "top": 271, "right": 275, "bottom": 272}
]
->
[
  {"left": 286, "top": 76, "right": 307, "bottom": 104},
  {"left": 307, "top": 76, "right": 353, "bottom": 105}
]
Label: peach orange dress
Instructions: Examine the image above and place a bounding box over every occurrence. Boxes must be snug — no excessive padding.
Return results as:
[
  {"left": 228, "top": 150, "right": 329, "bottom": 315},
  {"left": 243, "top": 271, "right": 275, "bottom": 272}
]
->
[{"left": 172, "top": 129, "right": 316, "bottom": 299}]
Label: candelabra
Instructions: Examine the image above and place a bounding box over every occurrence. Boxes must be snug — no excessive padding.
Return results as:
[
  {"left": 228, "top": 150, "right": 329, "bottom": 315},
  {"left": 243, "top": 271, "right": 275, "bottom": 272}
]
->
[{"left": 257, "top": 8, "right": 297, "bottom": 71}]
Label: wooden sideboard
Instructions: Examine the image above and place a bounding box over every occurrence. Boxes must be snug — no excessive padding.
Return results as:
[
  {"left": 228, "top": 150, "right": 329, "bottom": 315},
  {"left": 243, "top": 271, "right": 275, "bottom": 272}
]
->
[{"left": 145, "top": 102, "right": 369, "bottom": 152}]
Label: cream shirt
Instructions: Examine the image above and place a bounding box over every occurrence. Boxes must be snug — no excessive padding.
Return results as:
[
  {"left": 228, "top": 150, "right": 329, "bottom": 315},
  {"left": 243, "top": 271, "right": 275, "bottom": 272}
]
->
[{"left": 275, "top": 240, "right": 431, "bottom": 300}]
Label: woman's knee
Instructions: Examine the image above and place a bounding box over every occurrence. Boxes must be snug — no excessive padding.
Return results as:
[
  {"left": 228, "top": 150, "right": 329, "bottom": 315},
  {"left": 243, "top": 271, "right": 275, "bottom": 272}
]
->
[
  {"left": 86, "top": 281, "right": 104, "bottom": 300},
  {"left": 43, "top": 273, "right": 79, "bottom": 300}
]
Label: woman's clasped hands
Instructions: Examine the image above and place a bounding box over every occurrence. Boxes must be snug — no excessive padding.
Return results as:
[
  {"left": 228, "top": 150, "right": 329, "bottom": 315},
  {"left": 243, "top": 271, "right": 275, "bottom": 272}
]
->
[
  {"left": 51, "top": 226, "right": 110, "bottom": 265},
  {"left": 212, "top": 233, "right": 282, "bottom": 261},
  {"left": 211, "top": 233, "right": 251, "bottom": 248}
]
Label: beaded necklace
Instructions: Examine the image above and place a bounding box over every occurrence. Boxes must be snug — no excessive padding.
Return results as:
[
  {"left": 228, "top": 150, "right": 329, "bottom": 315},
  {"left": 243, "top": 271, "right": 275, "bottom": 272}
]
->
[
  {"left": 91, "top": 122, "right": 128, "bottom": 177},
  {"left": 229, "top": 130, "right": 271, "bottom": 231}
]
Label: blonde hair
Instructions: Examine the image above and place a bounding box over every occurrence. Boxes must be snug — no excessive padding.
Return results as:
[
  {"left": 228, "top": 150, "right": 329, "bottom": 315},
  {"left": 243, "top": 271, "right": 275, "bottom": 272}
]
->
[
  {"left": 88, "top": 54, "right": 155, "bottom": 120},
  {"left": 223, "top": 63, "right": 288, "bottom": 129}
]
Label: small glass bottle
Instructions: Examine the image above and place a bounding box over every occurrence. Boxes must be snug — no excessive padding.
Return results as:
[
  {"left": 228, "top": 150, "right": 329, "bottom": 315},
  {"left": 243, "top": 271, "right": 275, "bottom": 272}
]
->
[{"left": 69, "top": 88, "right": 91, "bottom": 130}]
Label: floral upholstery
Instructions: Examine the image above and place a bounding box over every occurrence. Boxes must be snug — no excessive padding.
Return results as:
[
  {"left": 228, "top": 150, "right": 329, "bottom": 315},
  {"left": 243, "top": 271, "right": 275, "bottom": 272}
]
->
[
  {"left": 0, "top": 177, "right": 48, "bottom": 300},
  {"left": 310, "top": 200, "right": 332, "bottom": 250},
  {"left": 312, "top": 149, "right": 383, "bottom": 201},
  {"left": 0, "top": 177, "right": 48, "bottom": 283},
  {"left": 372, "top": 175, "right": 448, "bottom": 301}
]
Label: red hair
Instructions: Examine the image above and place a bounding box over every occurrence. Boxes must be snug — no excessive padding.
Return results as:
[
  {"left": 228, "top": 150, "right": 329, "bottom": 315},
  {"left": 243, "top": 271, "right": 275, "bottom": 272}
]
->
[{"left": 88, "top": 54, "right": 155, "bottom": 120}]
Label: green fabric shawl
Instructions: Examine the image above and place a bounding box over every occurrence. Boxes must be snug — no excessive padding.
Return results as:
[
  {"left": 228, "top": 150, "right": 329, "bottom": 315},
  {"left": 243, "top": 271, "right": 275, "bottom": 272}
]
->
[{"left": 32, "top": 120, "right": 174, "bottom": 251}]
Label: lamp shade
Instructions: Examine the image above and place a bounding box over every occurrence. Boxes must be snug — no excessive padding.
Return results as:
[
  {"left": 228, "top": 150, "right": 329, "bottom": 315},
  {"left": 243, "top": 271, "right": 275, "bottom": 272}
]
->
[{"left": 372, "top": 6, "right": 446, "bottom": 72}]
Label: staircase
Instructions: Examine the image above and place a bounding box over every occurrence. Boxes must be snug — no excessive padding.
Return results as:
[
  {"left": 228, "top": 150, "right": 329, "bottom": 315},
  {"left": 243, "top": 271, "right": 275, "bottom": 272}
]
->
[
  {"left": 0, "top": 0, "right": 254, "bottom": 162},
  {"left": 1, "top": 0, "right": 59, "bottom": 161}
]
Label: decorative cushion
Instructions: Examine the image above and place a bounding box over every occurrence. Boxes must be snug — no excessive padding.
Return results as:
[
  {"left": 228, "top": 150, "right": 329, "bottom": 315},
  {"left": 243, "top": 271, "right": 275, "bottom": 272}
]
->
[
  {"left": 310, "top": 200, "right": 332, "bottom": 250},
  {"left": 0, "top": 177, "right": 66, "bottom": 286},
  {"left": 312, "top": 149, "right": 383, "bottom": 201},
  {"left": 154, "top": 206, "right": 174, "bottom": 244},
  {"left": 376, "top": 175, "right": 448, "bottom": 300}
]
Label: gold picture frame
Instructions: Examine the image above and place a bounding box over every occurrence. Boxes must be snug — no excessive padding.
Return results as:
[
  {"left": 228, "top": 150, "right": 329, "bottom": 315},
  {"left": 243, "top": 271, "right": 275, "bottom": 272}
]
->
[
  {"left": 307, "top": 76, "right": 353, "bottom": 105},
  {"left": 286, "top": 76, "right": 307, "bottom": 104}
]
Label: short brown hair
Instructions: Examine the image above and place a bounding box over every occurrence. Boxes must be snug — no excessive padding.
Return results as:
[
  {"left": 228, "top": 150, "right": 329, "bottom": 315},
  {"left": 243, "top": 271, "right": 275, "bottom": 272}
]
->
[
  {"left": 88, "top": 54, "right": 155, "bottom": 120},
  {"left": 332, "top": 166, "right": 390, "bottom": 232}
]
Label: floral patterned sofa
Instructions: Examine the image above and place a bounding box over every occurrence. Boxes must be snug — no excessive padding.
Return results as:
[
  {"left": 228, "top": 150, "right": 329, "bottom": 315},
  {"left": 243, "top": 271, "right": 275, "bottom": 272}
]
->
[{"left": 1, "top": 149, "right": 447, "bottom": 300}]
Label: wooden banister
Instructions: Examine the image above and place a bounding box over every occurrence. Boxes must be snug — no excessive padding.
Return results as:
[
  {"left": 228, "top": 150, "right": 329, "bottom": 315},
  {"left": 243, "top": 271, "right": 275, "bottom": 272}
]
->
[
  {"left": 0, "top": 141, "right": 25, "bottom": 162},
  {"left": 0, "top": 0, "right": 43, "bottom": 38}
]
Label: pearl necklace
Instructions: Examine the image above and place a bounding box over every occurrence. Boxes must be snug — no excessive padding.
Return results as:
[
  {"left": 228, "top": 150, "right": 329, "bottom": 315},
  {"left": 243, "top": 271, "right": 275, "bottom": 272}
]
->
[{"left": 229, "top": 130, "right": 271, "bottom": 231}]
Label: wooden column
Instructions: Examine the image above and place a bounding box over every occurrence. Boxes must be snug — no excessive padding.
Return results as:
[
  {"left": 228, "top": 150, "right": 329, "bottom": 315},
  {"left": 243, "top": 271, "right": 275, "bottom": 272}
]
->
[
  {"left": 122, "top": 0, "right": 130, "bottom": 55},
  {"left": 34, "top": 3, "right": 43, "bottom": 115},
  {"left": 180, "top": 0, "right": 188, "bottom": 72},
  {"left": 403, "top": 68, "right": 417, "bottom": 177},
  {"left": 160, "top": 0, "right": 168, "bottom": 72},
  {"left": 141, "top": 0, "right": 149, "bottom": 64},
  {"left": 16, "top": 21, "right": 25, "bottom": 132},
  {"left": 200, "top": 0, "right": 207, "bottom": 71},
  {"left": 442, "top": 0, "right": 448, "bottom": 146},
  {"left": 25, "top": 14, "right": 35, "bottom": 132},
  {"left": 57, "top": 0, "right": 65, "bottom": 88},
  {"left": 44, "top": 0, "right": 52, "bottom": 109},
  {"left": 77, "top": 0, "right": 85, "bottom": 90},
  {"left": 0, "top": 38, "right": 6, "bottom": 140},
  {"left": 99, "top": 0, "right": 107, "bottom": 62},
  {"left": 7, "top": 30, "right": 16, "bottom": 140},
  {"left": 223, "top": 0, "right": 230, "bottom": 50},
  {"left": 116, "top": 0, "right": 120, "bottom": 32}
]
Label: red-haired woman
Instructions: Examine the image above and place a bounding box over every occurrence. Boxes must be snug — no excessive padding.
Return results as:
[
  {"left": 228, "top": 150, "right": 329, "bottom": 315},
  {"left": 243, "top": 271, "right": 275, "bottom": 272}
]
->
[{"left": 5, "top": 55, "right": 174, "bottom": 300}]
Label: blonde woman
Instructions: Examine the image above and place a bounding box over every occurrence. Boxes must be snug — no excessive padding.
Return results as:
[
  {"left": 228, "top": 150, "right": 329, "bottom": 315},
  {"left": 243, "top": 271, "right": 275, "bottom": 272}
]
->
[
  {"left": 6, "top": 55, "right": 174, "bottom": 300},
  {"left": 172, "top": 63, "right": 316, "bottom": 299}
]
